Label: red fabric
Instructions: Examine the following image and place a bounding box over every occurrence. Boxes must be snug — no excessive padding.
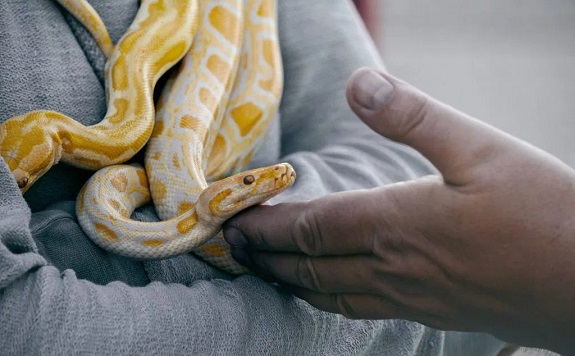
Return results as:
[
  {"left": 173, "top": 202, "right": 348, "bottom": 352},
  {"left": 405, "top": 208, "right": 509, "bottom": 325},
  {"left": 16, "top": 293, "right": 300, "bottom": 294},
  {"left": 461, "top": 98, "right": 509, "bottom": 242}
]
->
[{"left": 352, "top": 0, "right": 378, "bottom": 38}]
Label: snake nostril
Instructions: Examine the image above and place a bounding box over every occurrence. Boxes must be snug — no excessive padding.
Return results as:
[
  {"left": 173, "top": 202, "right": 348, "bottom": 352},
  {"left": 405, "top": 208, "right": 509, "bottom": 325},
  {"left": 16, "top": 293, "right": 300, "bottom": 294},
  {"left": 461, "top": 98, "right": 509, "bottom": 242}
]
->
[
  {"left": 17, "top": 177, "right": 28, "bottom": 189},
  {"left": 243, "top": 175, "right": 255, "bottom": 185}
]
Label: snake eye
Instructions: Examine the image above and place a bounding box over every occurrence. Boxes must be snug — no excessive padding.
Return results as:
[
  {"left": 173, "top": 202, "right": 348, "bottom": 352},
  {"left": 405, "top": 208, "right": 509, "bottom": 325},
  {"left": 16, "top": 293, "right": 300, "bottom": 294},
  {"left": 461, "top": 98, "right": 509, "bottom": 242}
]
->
[
  {"left": 243, "top": 175, "right": 255, "bottom": 185},
  {"left": 17, "top": 176, "right": 29, "bottom": 189}
]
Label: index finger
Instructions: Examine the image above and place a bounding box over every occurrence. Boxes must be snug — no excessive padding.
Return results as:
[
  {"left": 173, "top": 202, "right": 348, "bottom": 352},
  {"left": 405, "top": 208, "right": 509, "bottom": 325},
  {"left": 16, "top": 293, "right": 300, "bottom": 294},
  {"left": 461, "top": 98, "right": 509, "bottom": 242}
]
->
[{"left": 223, "top": 189, "right": 382, "bottom": 256}]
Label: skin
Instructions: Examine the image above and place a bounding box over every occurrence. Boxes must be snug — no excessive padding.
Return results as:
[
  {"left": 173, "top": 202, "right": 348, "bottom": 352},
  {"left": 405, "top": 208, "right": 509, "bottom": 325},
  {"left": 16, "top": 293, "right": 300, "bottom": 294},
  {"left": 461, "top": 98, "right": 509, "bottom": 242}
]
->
[{"left": 223, "top": 68, "right": 575, "bottom": 354}]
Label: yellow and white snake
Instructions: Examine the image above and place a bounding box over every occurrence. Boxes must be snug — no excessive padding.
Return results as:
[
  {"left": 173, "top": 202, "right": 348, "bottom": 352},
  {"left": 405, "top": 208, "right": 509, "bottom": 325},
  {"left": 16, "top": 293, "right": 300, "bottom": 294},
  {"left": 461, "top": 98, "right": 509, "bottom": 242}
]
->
[
  {"left": 0, "top": 0, "right": 295, "bottom": 274},
  {"left": 0, "top": 0, "right": 197, "bottom": 191}
]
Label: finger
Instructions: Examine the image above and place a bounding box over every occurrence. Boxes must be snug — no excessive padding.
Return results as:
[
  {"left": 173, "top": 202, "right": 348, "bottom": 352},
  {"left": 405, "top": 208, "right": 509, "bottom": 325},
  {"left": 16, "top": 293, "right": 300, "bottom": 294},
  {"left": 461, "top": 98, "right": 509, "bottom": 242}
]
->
[
  {"left": 346, "top": 67, "right": 509, "bottom": 185},
  {"left": 225, "top": 175, "right": 452, "bottom": 257},
  {"left": 286, "top": 287, "right": 445, "bottom": 325},
  {"left": 287, "top": 287, "right": 403, "bottom": 320},
  {"left": 286, "top": 287, "right": 464, "bottom": 330},
  {"left": 224, "top": 189, "right": 385, "bottom": 256},
  {"left": 248, "top": 252, "right": 382, "bottom": 294}
]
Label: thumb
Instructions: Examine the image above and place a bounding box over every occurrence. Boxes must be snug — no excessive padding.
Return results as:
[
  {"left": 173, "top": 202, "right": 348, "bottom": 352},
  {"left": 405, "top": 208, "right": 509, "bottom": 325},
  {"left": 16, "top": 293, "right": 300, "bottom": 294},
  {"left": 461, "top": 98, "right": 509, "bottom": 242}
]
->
[{"left": 346, "top": 68, "right": 505, "bottom": 185}]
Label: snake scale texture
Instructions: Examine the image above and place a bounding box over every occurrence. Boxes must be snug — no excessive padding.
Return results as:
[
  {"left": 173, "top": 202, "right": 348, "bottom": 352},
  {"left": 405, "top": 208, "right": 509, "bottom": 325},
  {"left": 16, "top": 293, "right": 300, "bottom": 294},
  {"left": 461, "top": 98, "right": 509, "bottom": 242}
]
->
[{"left": 0, "top": 0, "right": 295, "bottom": 275}]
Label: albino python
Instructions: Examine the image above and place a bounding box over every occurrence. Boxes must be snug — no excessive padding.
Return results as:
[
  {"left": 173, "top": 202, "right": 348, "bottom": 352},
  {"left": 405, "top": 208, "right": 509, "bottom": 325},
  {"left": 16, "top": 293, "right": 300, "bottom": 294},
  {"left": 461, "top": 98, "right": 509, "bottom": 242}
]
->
[
  {"left": 0, "top": 0, "right": 199, "bottom": 192},
  {"left": 0, "top": 0, "right": 293, "bottom": 274}
]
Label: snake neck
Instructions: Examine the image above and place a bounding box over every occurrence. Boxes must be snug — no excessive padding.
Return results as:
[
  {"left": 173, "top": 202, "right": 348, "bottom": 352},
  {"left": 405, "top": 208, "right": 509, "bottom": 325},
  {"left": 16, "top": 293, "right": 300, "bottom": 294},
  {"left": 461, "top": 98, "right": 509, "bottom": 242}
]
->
[{"left": 195, "top": 190, "right": 227, "bottom": 229}]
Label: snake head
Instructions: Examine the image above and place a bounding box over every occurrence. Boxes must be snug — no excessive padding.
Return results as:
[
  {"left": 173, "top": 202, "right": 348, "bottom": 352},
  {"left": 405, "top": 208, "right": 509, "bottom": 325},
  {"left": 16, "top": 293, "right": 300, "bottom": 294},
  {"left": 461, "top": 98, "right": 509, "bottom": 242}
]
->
[
  {"left": 201, "top": 163, "right": 296, "bottom": 219},
  {"left": 0, "top": 112, "right": 62, "bottom": 193}
]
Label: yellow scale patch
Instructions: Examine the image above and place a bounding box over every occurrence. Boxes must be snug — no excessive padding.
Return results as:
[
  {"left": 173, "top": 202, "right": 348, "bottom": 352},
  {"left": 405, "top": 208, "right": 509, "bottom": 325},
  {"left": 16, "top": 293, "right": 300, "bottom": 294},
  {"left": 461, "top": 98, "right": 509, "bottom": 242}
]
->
[
  {"left": 74, "top": 156, "right": 107, "bottom": 169},
  {"left": 151, "top": 151, "right": 161, "bottom": 160},
  {"left": 116, "top": 24, "right": 140, "bottom": 55},
  {"left": 136, "top": 169, "right": 148, "bottom": 187},
  {"left": 107, "top": 98, "right": 130, "bottom": 124},
  {"left": 207, "top": 54, "right": 231, "bottom": 84},
  {"left": 152, "top": 180, "right": 167, "bottom": 202},
  {"left": 201, "top": 243, "right": 227, "bottom": 257},
  {"left": 258, "top": 39, "right": 275, "bottom": 91},
  {"left": 209, "top": 134, "right": 227, "bottom": 167},
  {"left": 151, "top": 120, "right": 164, "bottom": 138},
  {"left": 17, "top": 125, "right": 50, "bottom": 163},
  {"left": 110, "top": 172, "right": 128, "bottom": 192},
  {"left": 143, "top": 239, "right": 165, "bottom": 247},
  {"left": 111, "top": 56, "right": 129, "bottom": 91},
  {"left": 178, "top": 201, "right": 195, "bottom": 214},
  {"left": 172, "top": 154, "right": 181, "bottom": 169},
  {"left": 209, "top": 6, "right": 240, "bottom": 43},
  {"left": 107, "top": 198, "right": 130, "bottom": 218},
  {"left": 180, "top": 115, "right": 208, "bottom": 138},
  {"left": 257, "top": 0, "right": 272, "bottom": 17},
  {"left": 152, "top": 41, "right": 189, "bottom": 78},
  {"left": 209, "top": 188, "right": 232, "bottom": 214},
  {"left": 76, "top": 185, "right": 86, "bottom": 214},
  {"left": 230, "top": 102, "right": 263, "bottom": 136},
  {"left": 177, "top": 211, "right": 198, "bottom": 234},
  {"left": 95, "top": 223, "right": 119, "bottom": 242},
  {"left": 199, "top": 87, "right": 217, "bottom": 112},
  {"left": 255, "top": 169, "right": 279, "bottom": 185},
  {"left": 107, "top": 199, "right": 122, "bottom": 212},
  {"left": 262, "top": 39, "right": 274, "bottom": 66}
]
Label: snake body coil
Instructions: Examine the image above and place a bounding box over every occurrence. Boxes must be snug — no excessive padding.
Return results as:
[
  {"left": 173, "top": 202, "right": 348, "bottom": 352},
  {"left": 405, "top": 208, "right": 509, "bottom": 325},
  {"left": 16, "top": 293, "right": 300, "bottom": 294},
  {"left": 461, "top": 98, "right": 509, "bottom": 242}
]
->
[
  {"left": 0, "top": 0, "right": 199, "bottom": 192},
  {"left": 0, "top": 0, "right": 293, "bottom": 274}
]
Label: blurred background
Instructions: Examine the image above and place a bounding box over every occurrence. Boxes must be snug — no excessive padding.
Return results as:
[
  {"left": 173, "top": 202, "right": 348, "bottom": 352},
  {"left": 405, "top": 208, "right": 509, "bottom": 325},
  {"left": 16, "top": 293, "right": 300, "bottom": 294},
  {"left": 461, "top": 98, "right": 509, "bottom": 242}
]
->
[{"left": 353, "top": 0, "right": 575, "bottom": 168}]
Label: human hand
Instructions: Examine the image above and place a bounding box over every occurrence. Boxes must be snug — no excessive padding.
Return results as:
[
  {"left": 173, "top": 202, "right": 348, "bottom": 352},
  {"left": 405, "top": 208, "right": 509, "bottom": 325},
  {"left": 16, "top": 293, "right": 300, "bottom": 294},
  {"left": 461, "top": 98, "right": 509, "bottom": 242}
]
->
[{"left": 223, "top": 68, "right": 575, "bottom": 353}]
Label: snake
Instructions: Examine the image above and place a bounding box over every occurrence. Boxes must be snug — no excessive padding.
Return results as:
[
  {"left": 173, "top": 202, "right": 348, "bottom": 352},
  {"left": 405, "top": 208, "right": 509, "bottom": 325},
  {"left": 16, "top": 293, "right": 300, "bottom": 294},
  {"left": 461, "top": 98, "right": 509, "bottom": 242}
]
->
[
  {"left": 203, "top": 0, "right": 284, "bottom": 182},
  {"left": 67, "top": 0, "right": 292, "bottom": 274},
  {"left": 0, "top": 0, "right": 199, "bottom": 193},
  {"left": 56, "top": 0, "right": 115, "bottom": 58}
]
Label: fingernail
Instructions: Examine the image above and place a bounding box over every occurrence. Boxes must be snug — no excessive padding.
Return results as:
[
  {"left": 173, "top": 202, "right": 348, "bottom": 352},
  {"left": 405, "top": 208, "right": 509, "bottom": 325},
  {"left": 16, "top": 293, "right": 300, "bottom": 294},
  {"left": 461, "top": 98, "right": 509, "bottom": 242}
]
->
[
  {"left": 231, "top": 247, "right": 251, "bottom": 266},
  {"left": 352, "top": 70, "right": 393, "bottom": 111},
  {"left": 223, "top": 227, "right": 248, "bottom": 247}
]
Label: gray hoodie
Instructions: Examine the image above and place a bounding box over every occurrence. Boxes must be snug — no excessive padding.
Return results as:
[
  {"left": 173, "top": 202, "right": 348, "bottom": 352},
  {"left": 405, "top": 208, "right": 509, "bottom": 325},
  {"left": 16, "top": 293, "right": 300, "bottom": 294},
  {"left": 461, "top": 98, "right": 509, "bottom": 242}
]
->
[{"left": 0, "top": 0, "right": 506, "bottom": 354}]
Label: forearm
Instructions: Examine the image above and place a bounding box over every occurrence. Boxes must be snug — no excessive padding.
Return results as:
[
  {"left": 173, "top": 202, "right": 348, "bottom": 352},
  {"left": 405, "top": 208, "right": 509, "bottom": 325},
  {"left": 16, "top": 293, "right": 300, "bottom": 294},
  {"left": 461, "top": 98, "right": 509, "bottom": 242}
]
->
[
  {"left": 1, "top": 267, "right": 293, "bottom": 354},
  {"left": 0, "top": 171, "right": 398, "bottom": 355},
  {"left": 2, "top": 261, "right": 403, "bottom": 354}
]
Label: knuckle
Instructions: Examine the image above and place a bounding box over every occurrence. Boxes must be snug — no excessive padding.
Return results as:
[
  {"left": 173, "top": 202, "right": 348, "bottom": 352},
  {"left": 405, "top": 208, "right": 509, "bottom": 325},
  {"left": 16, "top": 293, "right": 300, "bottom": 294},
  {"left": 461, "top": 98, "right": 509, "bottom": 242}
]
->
[
  {"left": 391, "top": 87, "right": 431, "bottom": 141},
  {"left": 417, "top": 315, "right": 461, "bottom": 332},
  {"left": 246, "top": 220, "right": 275, "bottom": 250},
  {"left": 333, "top": 294, "right": 361, "bottom": 319},
  {"left": 252, "top": 225, "right": 272, "bottom": 249},
  {"left": 291, "top": 203, "right": 324, "bottom": 256},
  {"left": 296, "top": 256, "right": 324, "bottom": 292}
]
